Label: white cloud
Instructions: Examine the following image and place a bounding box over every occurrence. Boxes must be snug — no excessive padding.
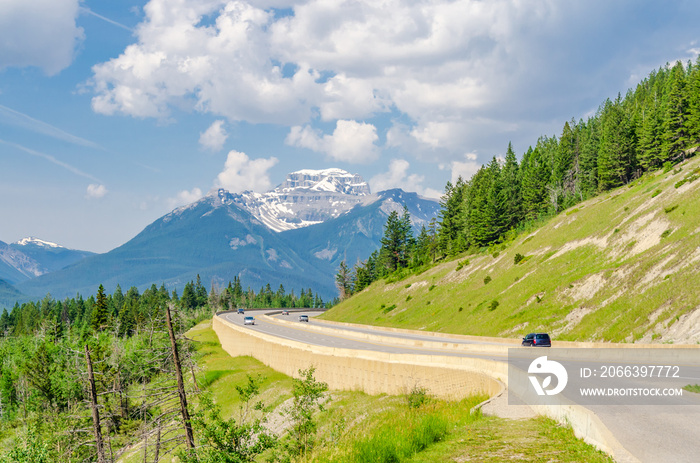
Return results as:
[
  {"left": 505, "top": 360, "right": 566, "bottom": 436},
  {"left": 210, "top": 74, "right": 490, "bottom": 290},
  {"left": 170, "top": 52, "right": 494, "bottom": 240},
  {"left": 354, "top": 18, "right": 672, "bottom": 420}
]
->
[
  {"left": 286, "top": 120, "right": 379, "bottom": 163},
  {"left": 167, "top": 187, "right": 203, "bottom": 209},
  {"left": 88, "top": 0, "right": 700, "bottom": 161},
  {"left": 86, "top": 184, "right": 108, "bottom": 199},
  {"left": 215, "top": 150, "right": 278, "bottom": 193},
  {"left": 447, "top": 152, "right": 481, "bottom": 184},
  {"left": 199, "top": 120, "right": 228, "bottom": 151},
  {"left": 0, "top": 0, "right": 83, "bottom": 75},
  {"left": 370, "top": 159, "right": 441, "bottom": 199}
]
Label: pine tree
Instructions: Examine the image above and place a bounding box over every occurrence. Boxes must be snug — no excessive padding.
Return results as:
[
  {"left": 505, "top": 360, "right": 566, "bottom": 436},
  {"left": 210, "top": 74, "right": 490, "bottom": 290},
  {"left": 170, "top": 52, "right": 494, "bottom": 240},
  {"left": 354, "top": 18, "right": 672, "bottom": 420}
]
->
[
  {"left": 687, "top": 56, "right": 700, "bottom": 148},
  {"left": 90, "top": 284, "right": 109, "bottom": 332},
  {"left": 335, "top": 261, "right": 353, "bottom": 299},
  {"left": 501, "top": 143, "right": 522, "bottom": 230},
  {"left": 437, "top": 178, "right": 466, "bottom": 256},
  {"left": 520, "top": 145, "right": 550, "bottom": 220},
  {"left": 662, "top": 61, "right": 690, "bottom": 161},
  {"left": 598, "top": 96, "right": 636, "bottom": 190},
  {"left": 638, "top": 92, "right": 664, "bottom": 170}
]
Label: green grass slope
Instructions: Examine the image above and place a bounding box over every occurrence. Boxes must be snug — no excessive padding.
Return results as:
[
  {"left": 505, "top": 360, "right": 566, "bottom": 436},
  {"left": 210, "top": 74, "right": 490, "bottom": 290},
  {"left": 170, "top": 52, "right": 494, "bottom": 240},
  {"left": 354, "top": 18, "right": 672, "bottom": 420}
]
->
[{"left": 323, "top": 156, "right": 700, "bottom": 343}]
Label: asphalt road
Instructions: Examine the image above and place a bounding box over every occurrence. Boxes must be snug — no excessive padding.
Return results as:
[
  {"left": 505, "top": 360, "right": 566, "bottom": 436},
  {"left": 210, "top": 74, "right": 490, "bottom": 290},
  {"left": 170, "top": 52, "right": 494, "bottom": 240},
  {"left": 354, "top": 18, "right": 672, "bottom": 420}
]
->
[{"left": 219, "top": 310, "right": 700, "bottom": 463}]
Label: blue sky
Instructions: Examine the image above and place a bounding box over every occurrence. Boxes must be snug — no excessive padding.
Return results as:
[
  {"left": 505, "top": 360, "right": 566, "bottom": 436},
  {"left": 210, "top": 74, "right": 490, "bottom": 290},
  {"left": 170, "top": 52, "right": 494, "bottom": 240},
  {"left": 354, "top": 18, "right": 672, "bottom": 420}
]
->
[{"left": 1, "top": 0, "right": 699, "bottom": 253}]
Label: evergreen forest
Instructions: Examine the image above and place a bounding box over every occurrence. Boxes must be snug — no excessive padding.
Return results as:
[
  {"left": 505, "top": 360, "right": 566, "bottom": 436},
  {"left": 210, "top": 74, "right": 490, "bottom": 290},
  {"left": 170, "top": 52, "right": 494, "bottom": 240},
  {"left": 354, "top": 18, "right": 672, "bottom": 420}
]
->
[{"left": 337, "top": 59, "right": 700, "bottom": 296}]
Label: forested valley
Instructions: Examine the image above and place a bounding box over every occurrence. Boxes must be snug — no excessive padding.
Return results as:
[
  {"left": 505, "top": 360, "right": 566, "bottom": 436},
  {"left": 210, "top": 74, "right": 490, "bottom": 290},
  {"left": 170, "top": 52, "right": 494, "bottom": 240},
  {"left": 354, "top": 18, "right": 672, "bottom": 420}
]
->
[
  {"left": 338, "top": 59, "right": 700, "bottom": 296},
  {"left": 0, "top": 278, "right": 329, "bottom": 462}
]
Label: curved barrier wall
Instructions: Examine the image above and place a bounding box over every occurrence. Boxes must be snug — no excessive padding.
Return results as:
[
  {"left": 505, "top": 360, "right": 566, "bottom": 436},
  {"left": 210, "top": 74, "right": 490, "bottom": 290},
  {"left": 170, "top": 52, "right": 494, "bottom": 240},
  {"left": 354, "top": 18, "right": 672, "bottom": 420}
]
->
[{"left": 213, "top": 314, "right": 504, "bottom": 399}]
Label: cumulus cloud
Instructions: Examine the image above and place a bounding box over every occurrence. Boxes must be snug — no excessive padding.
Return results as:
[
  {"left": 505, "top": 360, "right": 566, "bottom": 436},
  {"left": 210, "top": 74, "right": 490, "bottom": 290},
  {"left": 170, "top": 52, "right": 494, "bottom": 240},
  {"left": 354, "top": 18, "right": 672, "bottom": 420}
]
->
[
  {"left": 86, "top": 184, "right": 108, "bottom": 199},
  {"left": 0, "top": 0, "right": 83, "bottom": 75},
  {"left": 167, "top": 187, "right": 203, "bottom": 209},
  {"left": 446, "top": 152, "right": 481, "bottom": 184},
  {"left": 286, "top": 120, "right": 379, "bottom": 163},
  {"left": 370, "top": 159, "right": 442, "bottom": 199},
  {"left": 88, "top": 0, "right": 700, "bottom": 160},
  {"left": 215, "top": 150, "right": 278, "bottom": 193},
  {"left": 199, "top": 120, "right": 228, "bottom": 151}
]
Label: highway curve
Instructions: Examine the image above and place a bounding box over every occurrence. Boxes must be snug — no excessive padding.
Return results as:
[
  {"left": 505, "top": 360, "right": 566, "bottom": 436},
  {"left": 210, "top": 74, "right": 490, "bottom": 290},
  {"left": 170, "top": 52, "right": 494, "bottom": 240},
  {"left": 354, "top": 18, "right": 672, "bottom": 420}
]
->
[{"left": 216, "top": 309, "right": 700, "bottom": 463}]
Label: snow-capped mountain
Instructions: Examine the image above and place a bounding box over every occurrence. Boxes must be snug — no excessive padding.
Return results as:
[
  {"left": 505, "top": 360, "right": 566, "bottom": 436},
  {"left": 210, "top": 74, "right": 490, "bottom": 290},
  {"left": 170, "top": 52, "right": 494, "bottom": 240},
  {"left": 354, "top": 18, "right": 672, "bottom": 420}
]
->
[
  {"left": 0, "top": 237, "right": 95, "bottom": 286},
  {"left": 0, "top": 240, "right": 45, "bottom": 282},
  {"left": 228, "top": 168, "right": 372, "bottom": 232},
  {"left": 5, "top": 168, "right": 440, "bottom": 307}
]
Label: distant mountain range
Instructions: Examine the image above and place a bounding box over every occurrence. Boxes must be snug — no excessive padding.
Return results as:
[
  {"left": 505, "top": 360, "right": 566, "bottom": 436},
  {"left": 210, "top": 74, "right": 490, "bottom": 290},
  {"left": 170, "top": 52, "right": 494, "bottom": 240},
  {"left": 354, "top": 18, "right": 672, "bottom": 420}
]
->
[
  {"left": 0, "top": 237, "right": 94, "bottom": 285},
  {"left": 2, "top": 169, "right": 439, "bottom": 307}
]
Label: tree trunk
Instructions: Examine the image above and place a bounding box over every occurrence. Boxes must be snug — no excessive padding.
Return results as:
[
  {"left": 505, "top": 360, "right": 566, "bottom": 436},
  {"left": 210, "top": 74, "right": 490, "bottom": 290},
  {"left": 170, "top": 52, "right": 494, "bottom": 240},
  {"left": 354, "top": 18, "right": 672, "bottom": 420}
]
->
[
  {"left": 165, "top": 304, "right": 195, "bottom": 449},
  {"left": 85, "top": 345, "right": 107, "bottom": 463}
]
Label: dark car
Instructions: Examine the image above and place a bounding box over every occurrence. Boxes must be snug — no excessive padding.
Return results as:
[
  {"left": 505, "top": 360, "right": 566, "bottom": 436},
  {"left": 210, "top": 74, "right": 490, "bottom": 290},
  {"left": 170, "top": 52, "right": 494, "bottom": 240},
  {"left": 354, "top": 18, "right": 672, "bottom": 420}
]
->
[
  {"left": 522, "top": 333, "right": 551, "bottom": 347},
  {"left": 237, "top": 308, "right": 245, "bottom": 314},
  {"left": 298, "top": 315, "right": 309, "bottom": 322},
  {"left": 281, "top": 310, "right": 289, "bottom": 315}
]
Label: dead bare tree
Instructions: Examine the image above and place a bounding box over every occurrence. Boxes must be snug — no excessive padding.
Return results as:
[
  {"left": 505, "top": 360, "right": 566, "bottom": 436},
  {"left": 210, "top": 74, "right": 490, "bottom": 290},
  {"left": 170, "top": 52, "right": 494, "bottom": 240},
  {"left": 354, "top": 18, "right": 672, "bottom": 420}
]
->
[
  {"left": 166, "top": 303, "right": 195, "bottom": 449},
  {"left": 85, "top": 344, "right": 107, "bottom": 463}
]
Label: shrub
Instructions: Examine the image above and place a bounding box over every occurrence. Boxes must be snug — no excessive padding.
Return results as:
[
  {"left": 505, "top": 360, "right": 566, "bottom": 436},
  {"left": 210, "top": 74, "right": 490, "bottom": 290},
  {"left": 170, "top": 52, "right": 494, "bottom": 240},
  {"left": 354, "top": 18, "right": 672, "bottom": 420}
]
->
[
  {"left": 455, "top": 259, "right": 469, "bottom": 271},
  {"left": 406, "top": 385, "right": 430, "bottom": 409},
  {"left": 492, "top": 251, "right": 500, "bottom": 258},
  {"left": 382, "top": 304, "right": 397, "bottom": 314},
  {"left": 651, "top": 189, "right": 662, "bottom": 198},
  {"left": 664, "top": 204, "right": 678, "bottom": 214},
  {"left": 489, "top": 300, "right": 499, "bottom": 311},
  {"left": 514, "top": 253, "right": 525, "bottom": 265},
  {"left": 428, "top": 284, "right": 436, "bottom": 291},
  {"left": 661, "top": 229, "right": 673, "bottom": 239},
  {"left": 484, "top": 275, "right": 492, "bottom": 285},
  {"left": 405, "top": 295, "right": 412, "bottom": 302}
]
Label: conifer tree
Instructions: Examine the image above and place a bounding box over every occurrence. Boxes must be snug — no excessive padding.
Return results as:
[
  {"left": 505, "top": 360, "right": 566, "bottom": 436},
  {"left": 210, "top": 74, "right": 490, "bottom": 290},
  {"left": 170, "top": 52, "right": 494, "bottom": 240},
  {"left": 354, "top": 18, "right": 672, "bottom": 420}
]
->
[
  {"left": 520, "top": 146, "right": 550, "bottom": 219},
  {"left": 662, "top": 61, "right": 690, "bottom": 161},
  {"left": 90, "top": 284, "right": 109, "bottom": 332},
  {"left": 688, "top": 56, "right": 700, "bottom": 147},
  {"left": 501, "top": 142, "right": 523, "bottom": 230},
  {"left": 598, "top": 96, "right": 636, "bottom": 190}
]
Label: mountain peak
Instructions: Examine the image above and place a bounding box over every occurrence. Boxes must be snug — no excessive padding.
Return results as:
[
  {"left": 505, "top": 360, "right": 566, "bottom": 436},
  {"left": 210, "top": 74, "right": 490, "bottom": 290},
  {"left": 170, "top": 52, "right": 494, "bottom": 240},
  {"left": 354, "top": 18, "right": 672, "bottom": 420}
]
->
[
  {"left": 279, "top": 168, "right": 370, "bottom": 196},
  {"left": 13, "top": 237, "right": 62, "bottom": 248}
]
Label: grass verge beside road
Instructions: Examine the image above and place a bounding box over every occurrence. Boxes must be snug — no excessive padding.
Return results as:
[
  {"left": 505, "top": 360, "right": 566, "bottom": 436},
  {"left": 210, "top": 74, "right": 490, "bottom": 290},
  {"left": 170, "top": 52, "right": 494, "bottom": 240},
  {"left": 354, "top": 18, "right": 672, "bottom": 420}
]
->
[{"left": 184, "top": 319, "right": 613, "bottom": 462}]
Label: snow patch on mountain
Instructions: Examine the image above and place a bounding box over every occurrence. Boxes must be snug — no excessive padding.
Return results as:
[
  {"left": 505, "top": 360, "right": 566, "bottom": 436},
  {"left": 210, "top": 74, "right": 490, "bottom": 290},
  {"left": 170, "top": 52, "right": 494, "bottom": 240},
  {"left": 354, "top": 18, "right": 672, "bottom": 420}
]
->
[
  {"left": 313, "top": 247, "right": 337, "bottom": 260},
  {"left": 204, "top": 168, "right": 372, "bottom": 233},
  {"left": 229, "top": 235, "right": 257, "bottom": 250},
  {"left": 14, "top": 237, "right": 63, "bottom": 248}
]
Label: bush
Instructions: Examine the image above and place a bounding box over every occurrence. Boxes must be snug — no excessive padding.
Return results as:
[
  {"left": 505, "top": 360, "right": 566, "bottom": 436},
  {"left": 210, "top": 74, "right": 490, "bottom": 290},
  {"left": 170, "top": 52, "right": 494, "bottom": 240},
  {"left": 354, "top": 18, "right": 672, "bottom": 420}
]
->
[
  {"left": 406, "top": 385, "right": 430, "bottom": 409},
  {"left": 489, "top": 300, "right": 499, "bottom": 311},
  {"left": 514, "top": 253, "right": 525, "bottom": 265},
  {"left": 483, "top": 275, "right": 492, "bottom": 285},
  {"left": 651, "top": 189, "right": 662, "bottom": 198}
]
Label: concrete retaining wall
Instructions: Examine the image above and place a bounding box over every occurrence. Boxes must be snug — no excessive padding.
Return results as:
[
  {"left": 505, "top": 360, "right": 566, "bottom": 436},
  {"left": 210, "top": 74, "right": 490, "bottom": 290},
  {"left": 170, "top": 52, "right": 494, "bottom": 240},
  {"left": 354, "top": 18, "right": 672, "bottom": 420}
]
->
[{"left": 213, "top": 315, "right": 504, "bottom": 400}]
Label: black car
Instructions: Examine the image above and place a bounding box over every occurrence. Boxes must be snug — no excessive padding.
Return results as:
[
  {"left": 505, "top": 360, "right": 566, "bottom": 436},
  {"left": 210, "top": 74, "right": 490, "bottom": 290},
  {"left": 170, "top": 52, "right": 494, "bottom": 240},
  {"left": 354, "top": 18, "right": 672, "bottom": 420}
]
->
[{"left": 522, "top": 333, "right": 551, "bottom": 347}]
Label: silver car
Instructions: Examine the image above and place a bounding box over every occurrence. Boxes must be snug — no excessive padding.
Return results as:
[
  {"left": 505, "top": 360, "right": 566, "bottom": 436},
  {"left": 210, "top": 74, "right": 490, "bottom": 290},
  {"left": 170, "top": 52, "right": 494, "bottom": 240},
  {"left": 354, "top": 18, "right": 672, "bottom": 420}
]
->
[{"left": 244, "top": 316, "right": 255, "bottom": 325}]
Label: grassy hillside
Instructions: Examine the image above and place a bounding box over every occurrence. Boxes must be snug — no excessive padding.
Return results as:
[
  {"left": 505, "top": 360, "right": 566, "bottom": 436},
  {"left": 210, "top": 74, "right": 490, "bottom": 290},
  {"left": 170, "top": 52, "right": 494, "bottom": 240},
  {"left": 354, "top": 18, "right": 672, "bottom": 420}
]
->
[{"left": 322, "top": 156, "right": 700, "bottom": 343}]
